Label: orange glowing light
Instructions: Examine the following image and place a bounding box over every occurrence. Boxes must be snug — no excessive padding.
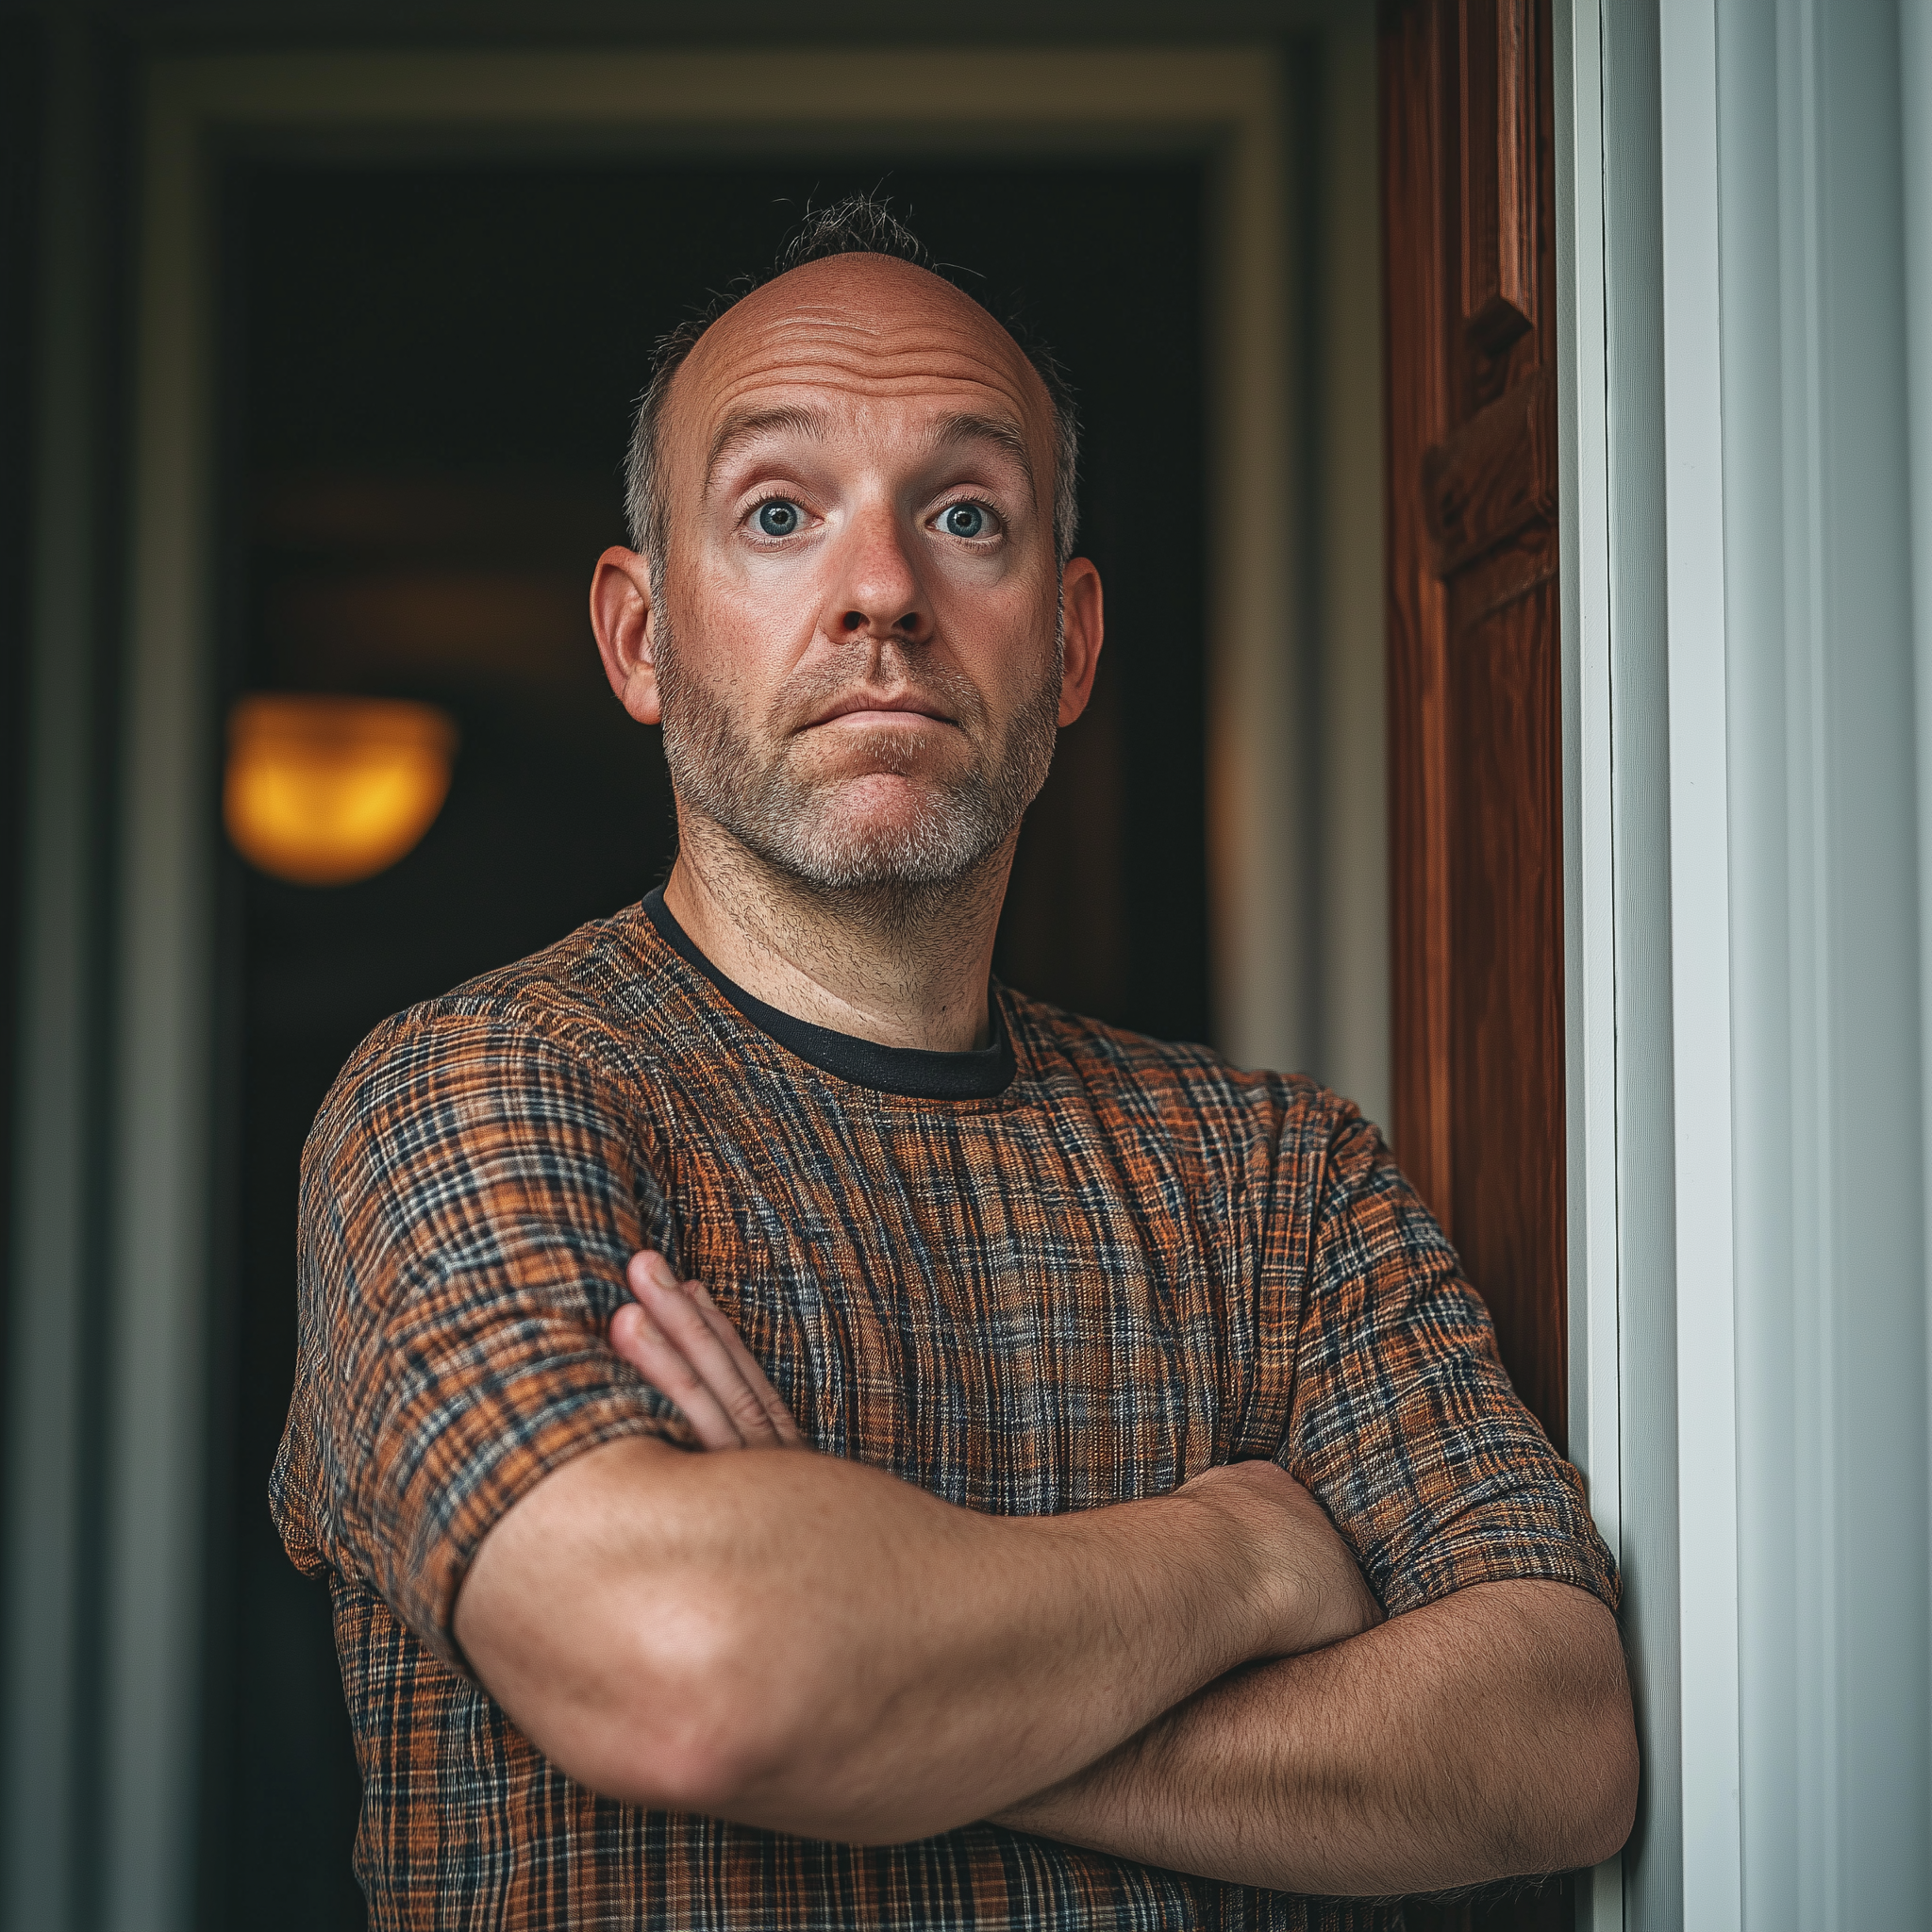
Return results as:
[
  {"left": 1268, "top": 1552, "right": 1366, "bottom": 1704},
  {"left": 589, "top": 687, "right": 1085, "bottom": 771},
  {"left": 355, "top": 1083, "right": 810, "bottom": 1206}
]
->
[{"left": 225, "top": 694, "right": 458, "bottom": 887}]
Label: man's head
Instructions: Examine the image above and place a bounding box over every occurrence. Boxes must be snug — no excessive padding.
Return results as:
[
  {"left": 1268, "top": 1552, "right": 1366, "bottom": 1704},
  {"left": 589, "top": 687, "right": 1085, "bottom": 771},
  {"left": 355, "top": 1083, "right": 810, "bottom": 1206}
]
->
[{"left": 590, "top": 198, "right": 1103, "bottom": 908}]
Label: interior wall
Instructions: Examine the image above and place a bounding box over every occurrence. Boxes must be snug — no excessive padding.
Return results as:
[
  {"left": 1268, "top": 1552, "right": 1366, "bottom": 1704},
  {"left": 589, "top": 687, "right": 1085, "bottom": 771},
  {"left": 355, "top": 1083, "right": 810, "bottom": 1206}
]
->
[
  {"left": 1306, "top": 12, "right": 1390, "bottom": 1136},
  {"left": 1712, "top": 0, "right": 1928, "bottom": 1921},
  {"left": 1566, "top": 0, "right": 1932, "bottom": 1923}
]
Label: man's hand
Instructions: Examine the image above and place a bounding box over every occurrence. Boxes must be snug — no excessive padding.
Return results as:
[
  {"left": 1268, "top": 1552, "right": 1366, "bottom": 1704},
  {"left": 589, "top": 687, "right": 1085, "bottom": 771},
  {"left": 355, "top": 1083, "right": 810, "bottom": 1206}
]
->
[
  {"left": 608, "top": 1251, "right": 1381, "bottom": 1663},
  {"left": 1171, "top": 1460, "right": 1384, "bottom": 1660},
  {"left": 609, "top": 1250, "right": 802, "bottom": 1449}
]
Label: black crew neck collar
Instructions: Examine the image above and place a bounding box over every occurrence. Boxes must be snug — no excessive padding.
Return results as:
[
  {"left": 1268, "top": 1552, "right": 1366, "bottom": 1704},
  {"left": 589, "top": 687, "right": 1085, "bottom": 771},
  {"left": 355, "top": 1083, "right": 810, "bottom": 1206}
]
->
[{"left": 641, "top": 887, "right": 1015, "bottom": 1101}]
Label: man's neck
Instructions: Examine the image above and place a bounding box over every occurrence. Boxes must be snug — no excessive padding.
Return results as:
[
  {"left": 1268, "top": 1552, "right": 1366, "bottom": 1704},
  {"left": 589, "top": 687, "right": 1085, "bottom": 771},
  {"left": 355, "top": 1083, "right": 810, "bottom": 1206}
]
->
[{"left": 660, "top": 817, "right": 1010, "bottom": 1055}]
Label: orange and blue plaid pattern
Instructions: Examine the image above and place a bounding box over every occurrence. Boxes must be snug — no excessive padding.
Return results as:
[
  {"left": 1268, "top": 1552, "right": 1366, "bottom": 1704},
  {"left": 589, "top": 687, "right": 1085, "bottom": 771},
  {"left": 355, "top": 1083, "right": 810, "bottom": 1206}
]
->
[{"left": 273, "top": 902, "right": 1615, "bottom": 1929}]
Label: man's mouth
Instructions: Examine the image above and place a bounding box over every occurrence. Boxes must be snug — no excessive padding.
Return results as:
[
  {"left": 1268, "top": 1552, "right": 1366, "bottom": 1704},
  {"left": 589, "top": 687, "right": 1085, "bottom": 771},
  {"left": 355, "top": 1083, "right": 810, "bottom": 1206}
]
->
[{"left": 808, "top": 691, "right": 958, "bottom": 730}]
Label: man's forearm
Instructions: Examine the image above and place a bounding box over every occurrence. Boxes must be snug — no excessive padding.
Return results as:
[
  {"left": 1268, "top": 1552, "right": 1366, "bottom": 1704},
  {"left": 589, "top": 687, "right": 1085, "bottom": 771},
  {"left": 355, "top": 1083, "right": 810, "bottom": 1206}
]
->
[
  {"left": 993, "top": 1579, "right": 1638, "bottom": 1895},
  {"left": 457, "top": 1438, "right": 1365, "bottom": 1846}
]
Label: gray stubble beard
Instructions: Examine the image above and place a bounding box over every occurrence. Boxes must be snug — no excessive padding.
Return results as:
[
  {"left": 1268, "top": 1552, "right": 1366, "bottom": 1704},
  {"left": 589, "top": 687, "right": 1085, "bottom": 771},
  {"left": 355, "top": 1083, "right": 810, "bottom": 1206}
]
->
[{"left": 654, "top": 610, "right": 1062, "bottom": 921}]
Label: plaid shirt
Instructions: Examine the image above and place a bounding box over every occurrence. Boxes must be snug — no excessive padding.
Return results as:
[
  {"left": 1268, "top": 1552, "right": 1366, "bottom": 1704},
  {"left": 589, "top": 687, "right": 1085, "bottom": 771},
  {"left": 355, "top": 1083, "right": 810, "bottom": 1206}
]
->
[{"left": 273, "top": 898, "right": 1616, "bottom": 1931}]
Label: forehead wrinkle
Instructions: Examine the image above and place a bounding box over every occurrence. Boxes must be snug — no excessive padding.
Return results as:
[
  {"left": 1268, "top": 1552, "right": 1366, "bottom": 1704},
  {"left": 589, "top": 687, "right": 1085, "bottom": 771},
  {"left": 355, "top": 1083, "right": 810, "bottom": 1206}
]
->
[
  {"left": 739, "top": 299, "right": 989, "bottom": 340},
  {"left": 703, "top": 335, "right": 1036, "bottom": 400},
  {"left": 691, "top": 297, "right": 1043, "bottom": 414},
  {"left": 681, "top": 344, "right": 1041, "bottom": 476}
]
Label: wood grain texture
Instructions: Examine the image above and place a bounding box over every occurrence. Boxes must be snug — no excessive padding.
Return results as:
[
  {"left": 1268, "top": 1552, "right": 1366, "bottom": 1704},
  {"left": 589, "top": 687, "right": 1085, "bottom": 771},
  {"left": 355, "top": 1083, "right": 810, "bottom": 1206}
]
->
[
  {"left": 1492, "top": 0, "right": 1538, "bottom": 326},
  {"left": 1391, "top": 23, "right": 1584, "bottom": 1908},
  {"left": 1457, "top": 0, "right": 1539, "bottom": 353},
  {"left": 1446, "top": 536, "right": 1567, "bottom": 1433},
  {"left": 1424, "top": 367, "right": 1556, "bottom": 572},
  {"left": 1382, "top": 0, "right": 1565, "bottom": 1454},
  {"left": 1383, "top": 26, "right": 1574, "bottom": 1914}
]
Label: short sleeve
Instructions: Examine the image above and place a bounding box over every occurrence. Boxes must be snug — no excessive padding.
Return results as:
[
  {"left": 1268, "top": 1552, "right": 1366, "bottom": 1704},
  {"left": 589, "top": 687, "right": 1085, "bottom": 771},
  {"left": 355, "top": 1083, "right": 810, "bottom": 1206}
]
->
[
  {"left": 1283, "top": 1107, "right": 1618, "bottom": 1618},
  {"left": 270, "top": 1008, "right": 688, "bottom": 1668}
]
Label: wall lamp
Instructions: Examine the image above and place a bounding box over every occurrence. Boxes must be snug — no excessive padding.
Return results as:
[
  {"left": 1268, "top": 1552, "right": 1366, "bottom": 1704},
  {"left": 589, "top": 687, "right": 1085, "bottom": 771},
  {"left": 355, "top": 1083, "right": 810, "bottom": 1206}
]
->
[{"left": 225, "top": 693, "right": 458, "bottom": 887}]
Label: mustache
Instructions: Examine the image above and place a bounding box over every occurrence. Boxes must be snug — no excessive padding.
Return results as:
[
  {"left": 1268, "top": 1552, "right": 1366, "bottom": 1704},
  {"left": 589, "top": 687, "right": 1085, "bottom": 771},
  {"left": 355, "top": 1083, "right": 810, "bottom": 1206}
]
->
[{"left": 766, "top": 641, "right": 990, "bottom": 741}]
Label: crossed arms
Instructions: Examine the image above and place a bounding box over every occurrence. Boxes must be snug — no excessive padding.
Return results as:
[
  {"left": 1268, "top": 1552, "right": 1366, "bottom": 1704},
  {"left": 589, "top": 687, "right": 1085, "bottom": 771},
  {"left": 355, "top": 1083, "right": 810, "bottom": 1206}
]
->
[{"left": 454, "top": 1252, "right": 1638, "bottom": 1897}]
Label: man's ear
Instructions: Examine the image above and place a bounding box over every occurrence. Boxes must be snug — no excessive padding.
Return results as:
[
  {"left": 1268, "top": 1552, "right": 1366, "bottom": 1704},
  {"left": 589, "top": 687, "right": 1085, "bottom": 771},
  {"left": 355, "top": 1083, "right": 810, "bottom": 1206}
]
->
[
  {"left": 590, "top": 547, "right": 663, "bottom": 725},
  {"left": 1057, "top": 558, "right": 1105, "bottom": 727}
]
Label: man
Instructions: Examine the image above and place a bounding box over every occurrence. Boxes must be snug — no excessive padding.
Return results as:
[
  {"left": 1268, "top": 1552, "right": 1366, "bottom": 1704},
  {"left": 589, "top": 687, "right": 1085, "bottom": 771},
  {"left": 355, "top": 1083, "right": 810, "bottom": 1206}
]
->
[{"left": 274, "top": 198, "right": 1636, "bottom": 1930}]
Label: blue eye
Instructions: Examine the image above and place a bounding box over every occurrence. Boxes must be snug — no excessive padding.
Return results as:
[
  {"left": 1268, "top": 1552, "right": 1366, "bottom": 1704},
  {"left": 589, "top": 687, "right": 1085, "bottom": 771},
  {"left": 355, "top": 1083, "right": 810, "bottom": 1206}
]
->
[
  {"left": 757, "top": 500, "right": 802, "bottom": 536},
  {"left": 940, "top": 503, "right": 990, "bottom": 539}
]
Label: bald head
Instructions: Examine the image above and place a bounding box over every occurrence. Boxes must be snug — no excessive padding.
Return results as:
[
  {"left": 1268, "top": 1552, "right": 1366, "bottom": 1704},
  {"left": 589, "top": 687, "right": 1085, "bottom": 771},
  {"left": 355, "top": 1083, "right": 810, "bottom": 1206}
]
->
[
  {"left": 673, "top": 252, "right": 1054, "bottom": 437},
  {"left": 623, "top": 214, "right": 1079, "bottom": 579}
]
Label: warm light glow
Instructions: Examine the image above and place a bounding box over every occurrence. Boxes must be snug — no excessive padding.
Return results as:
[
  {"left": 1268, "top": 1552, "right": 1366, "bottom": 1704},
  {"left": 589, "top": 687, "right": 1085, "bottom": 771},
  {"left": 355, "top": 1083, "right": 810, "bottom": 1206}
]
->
[{"left": 225, "top": 694, "right": 458, "bottom": 886}]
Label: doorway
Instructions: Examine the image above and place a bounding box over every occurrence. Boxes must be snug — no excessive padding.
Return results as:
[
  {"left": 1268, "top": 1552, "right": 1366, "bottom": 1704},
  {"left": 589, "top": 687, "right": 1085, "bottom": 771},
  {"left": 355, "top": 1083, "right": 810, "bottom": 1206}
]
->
[
  {"left": 57, "top": 42, "right": 1383, "bottom": 1925},
  {"left": 206, "top": 156, "right": 1209, "bottom": 1928}
]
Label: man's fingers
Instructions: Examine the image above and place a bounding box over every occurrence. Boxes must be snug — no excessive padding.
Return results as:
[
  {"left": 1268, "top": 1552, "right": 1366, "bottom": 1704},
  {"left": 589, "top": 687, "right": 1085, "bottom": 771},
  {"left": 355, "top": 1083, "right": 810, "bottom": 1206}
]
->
[
  {"left": 617, "top": 1251, "right": 801, "bottom": 1449},
  {"left": 627, "top": 1248, "right": 681, "bottom": 1299},
  {"left": 640, "top": 1277, "right": 790, "bottom": 1445},
  {"left": 683, "top": 1282, "right": 804, "bottom": 1445},
  {"left": 608, "top": 1300, "right": 748, "bottom": 1451}
]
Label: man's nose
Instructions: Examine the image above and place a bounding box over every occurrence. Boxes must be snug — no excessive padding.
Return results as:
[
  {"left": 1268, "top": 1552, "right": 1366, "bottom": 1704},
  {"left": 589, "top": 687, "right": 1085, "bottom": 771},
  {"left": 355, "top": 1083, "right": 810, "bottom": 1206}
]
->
[{"left": 824, "top": 503, "right": 930, "bottom": 645}]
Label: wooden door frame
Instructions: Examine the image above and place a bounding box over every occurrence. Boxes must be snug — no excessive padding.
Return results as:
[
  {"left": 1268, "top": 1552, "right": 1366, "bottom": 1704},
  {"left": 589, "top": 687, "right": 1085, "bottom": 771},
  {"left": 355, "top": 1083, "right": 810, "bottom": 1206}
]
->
[{"left": 1380, "top": 14, "right": 1626, "bottom": 1926}]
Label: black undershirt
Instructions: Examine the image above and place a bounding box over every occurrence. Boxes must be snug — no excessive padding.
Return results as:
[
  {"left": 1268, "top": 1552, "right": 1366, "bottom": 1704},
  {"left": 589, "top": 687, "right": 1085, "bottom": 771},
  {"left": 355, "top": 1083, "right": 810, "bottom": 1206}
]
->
[{"left": 641, "top": 888, "right": 1015, "bottom": 1101}]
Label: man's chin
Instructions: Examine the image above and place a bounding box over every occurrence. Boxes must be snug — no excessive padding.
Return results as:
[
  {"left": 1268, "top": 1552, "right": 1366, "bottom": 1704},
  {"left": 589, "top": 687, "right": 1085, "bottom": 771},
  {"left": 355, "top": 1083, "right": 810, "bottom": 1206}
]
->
[
  {"left": 791, "top": 758, "right": 967, "bottom": 804},
  {"left": 741, "top": 785, "right": 998, "bottom": 893},
  {"left": 793, "top": 814, "right": 974, "bottom": 883},
  {"left": 795, "top": 768, "right": 964, "bottom": 825}
]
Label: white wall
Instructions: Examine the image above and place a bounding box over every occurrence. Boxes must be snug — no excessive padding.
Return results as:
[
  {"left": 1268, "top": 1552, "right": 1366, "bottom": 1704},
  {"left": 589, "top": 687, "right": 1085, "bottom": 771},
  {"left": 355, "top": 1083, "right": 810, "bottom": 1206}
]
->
[{"left": 1567, "top": 0, "right": 1932, "bottom": 1922}]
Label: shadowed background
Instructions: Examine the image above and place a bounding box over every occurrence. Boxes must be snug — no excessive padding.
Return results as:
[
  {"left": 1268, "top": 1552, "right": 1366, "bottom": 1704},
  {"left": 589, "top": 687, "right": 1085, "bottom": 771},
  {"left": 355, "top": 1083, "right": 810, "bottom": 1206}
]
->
[{"left": 208, "top": 159, "right": 1208, "bottom": 1928}]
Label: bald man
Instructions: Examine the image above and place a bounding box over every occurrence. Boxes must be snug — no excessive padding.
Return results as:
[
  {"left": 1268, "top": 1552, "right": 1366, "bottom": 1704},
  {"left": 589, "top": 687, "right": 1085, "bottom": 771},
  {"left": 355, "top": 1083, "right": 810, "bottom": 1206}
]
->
[{"left": 274, "top": 200, "right": 1636, "bottom": 1932}]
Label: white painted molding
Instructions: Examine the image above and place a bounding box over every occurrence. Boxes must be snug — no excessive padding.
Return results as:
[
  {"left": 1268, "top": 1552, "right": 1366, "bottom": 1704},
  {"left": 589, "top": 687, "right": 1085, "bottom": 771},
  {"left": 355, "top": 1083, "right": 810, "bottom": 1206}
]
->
[
  {"left": 1551, "top": 1, "right": 1626, "bottom": 1922},
  {"left": 1656, "top": 2, "right": 1744, "bottom": 1924}
]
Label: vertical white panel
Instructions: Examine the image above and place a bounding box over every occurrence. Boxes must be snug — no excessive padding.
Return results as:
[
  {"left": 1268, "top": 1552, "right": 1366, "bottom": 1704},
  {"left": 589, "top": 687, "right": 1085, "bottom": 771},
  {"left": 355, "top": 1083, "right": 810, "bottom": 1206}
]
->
[
  {"left": 1771, "top": 10, "right": 1839, "bottom": 1920},
  {"left": 1714, "top": 1, "right": 1801, "bottom": 1924},
  {"left": 1907, "top": 16, "right": 1932, "bottom": 1847},
  {"left": 1552, "top": 1, "right": 1625, "bottom": 1921},
  {"left": 1906, "top": 6, "right": 1932, "bottom": 1907},
  {"left": 1790, "top": 0, "right": 1929, "bottom": 1919},
  {"left": 1594, "top": 0, "right": 1684, "bottom": 1921},
  {"left": 1719, "top": 0, "right": 1930, "bottom": 1923},
  {"left": 1701, "top": 0, "right": 1928, "bottom": 1924},
  {"left": 1657, "top": 2, "right": 1743, "bottom": 1924}
]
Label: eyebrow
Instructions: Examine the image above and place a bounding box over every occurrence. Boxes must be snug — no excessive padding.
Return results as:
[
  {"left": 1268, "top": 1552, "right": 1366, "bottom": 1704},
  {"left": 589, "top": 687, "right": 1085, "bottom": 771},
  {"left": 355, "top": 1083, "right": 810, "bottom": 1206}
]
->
[
  {"left": 927, "top": 411, "right": 1038, "bottom": 504},
  {"left": 704, "top": 406, "right": 830, "bottom": 493}
]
